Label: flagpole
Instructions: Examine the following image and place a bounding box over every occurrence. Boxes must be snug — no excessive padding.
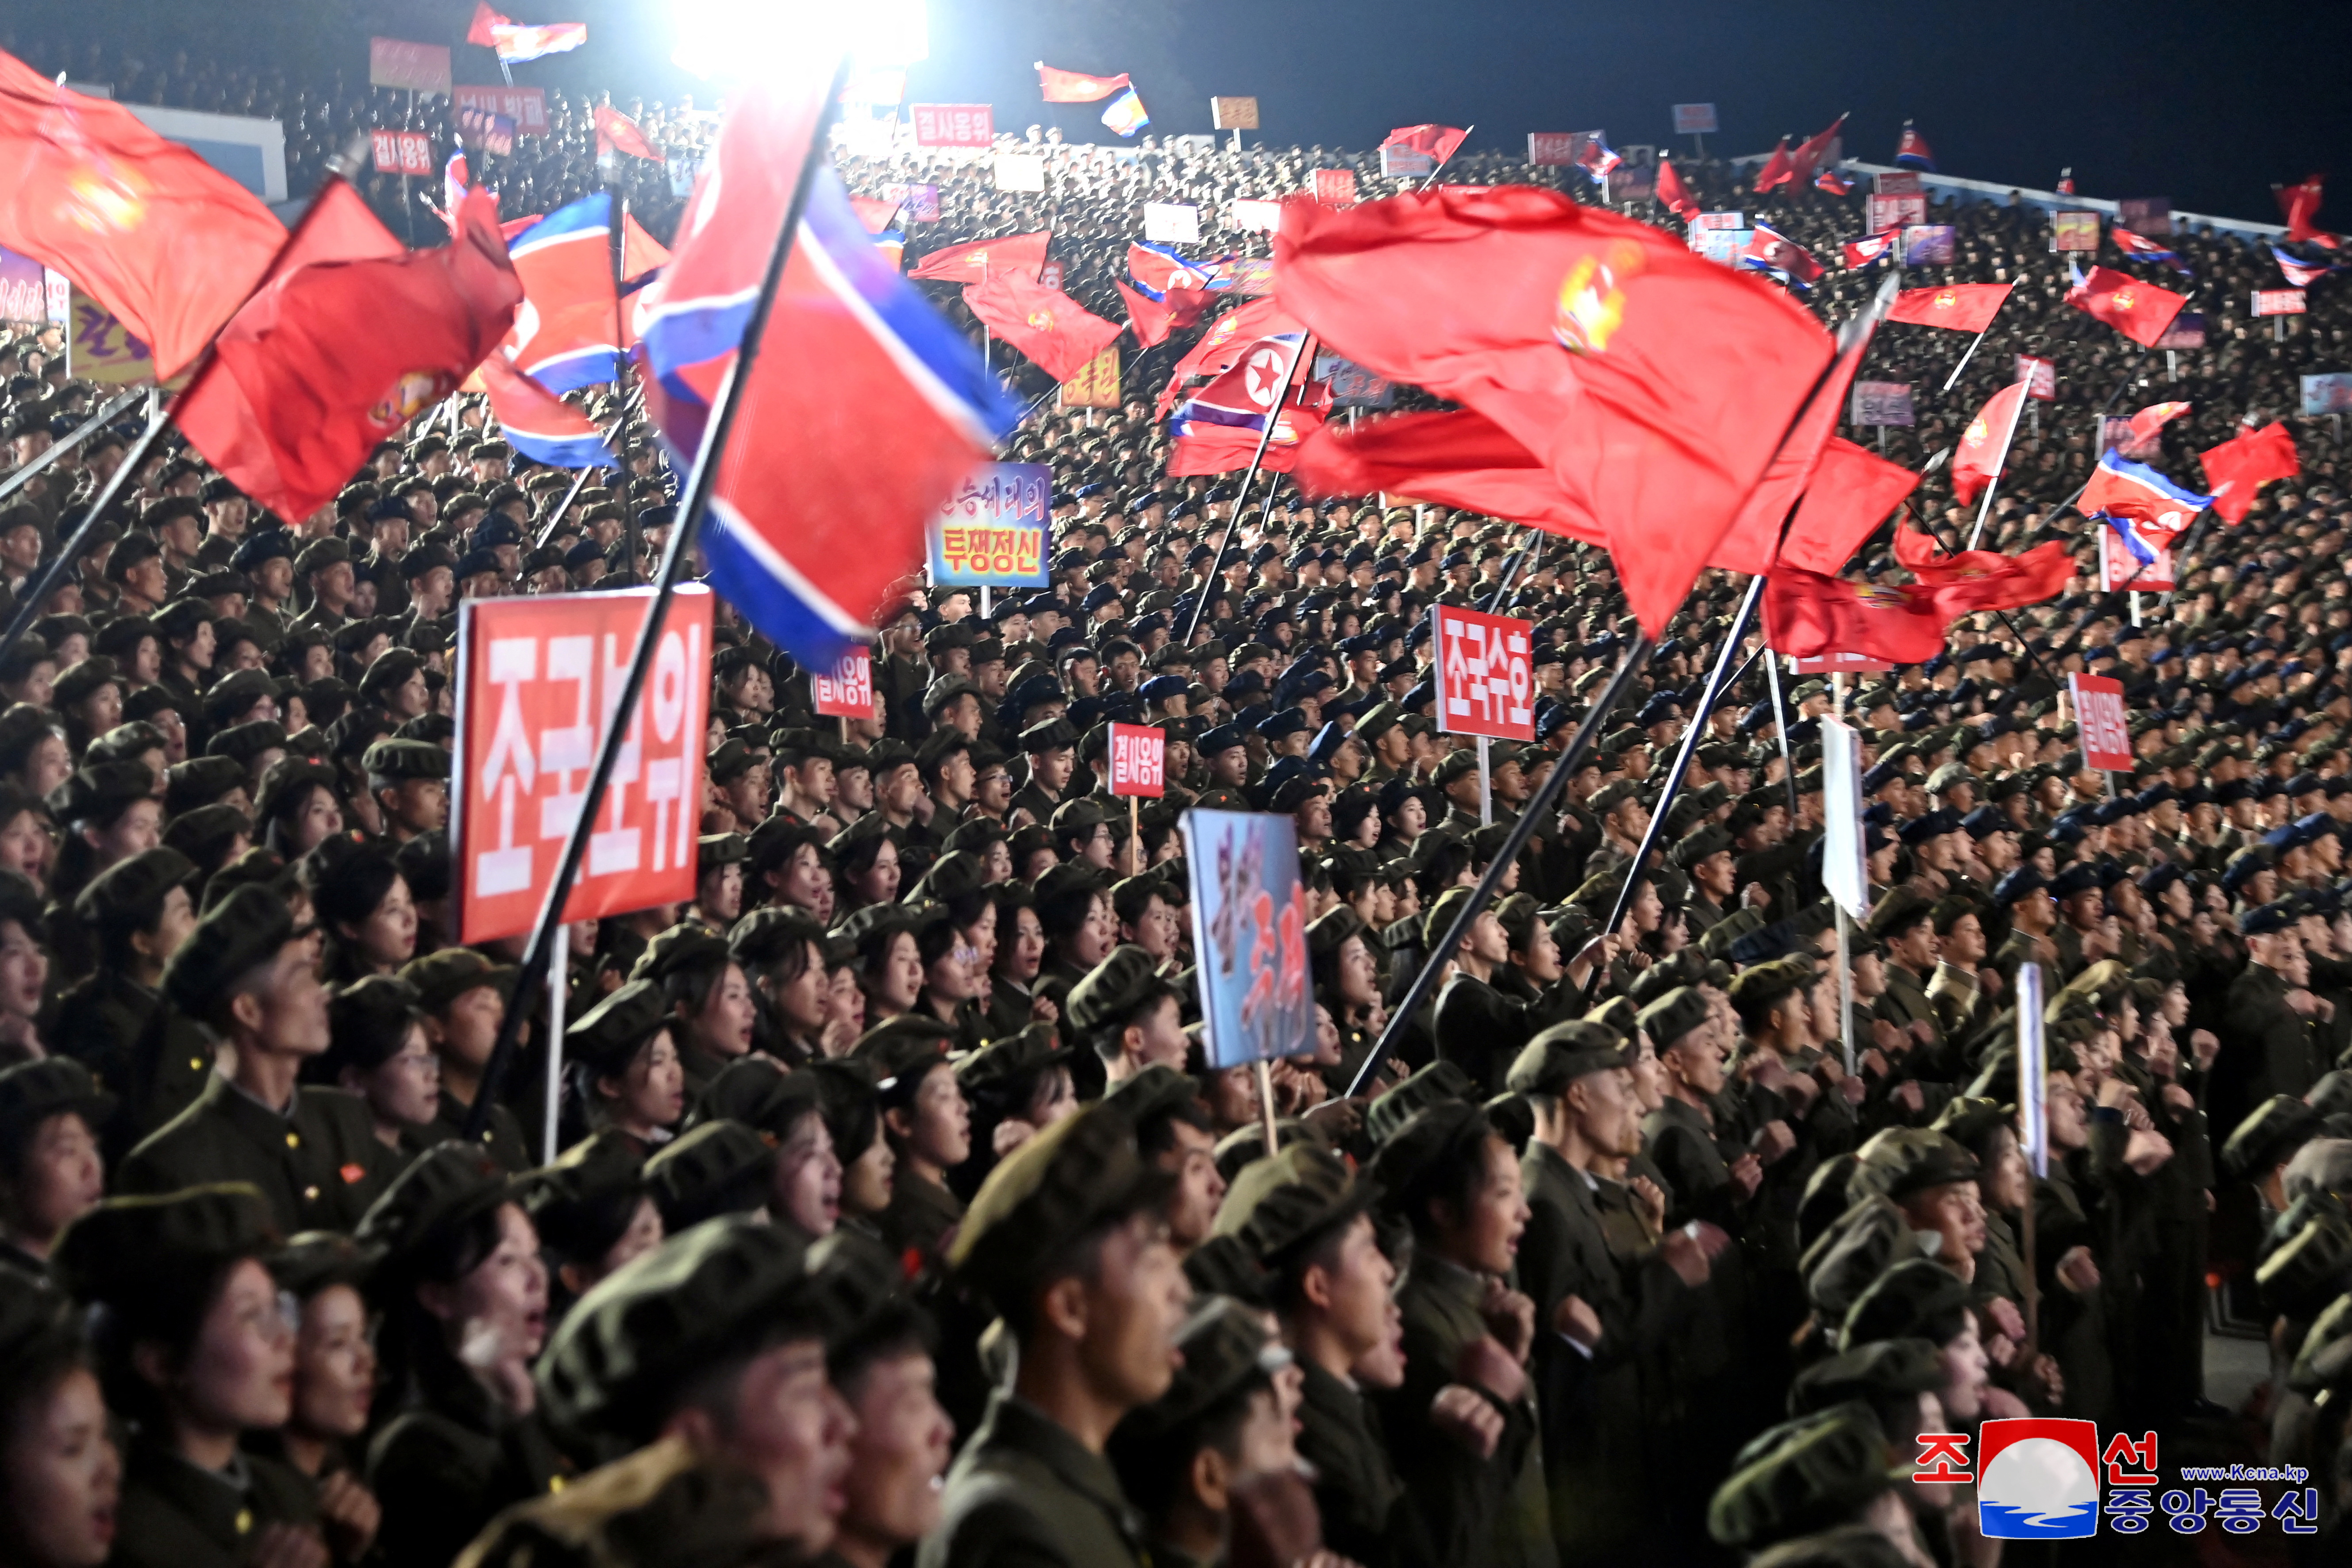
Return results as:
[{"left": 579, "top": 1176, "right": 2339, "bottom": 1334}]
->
[
  {"left": 1179, "top": 331, "right": 1313, "bottom": 644},
  {"left": 1420, "top": 124, "right": 1473, "bottom": 192},
  {"left": 608, "top": 180, "right": 640, "bottom": 572},
  {"left": 1964, "top": 372, "right": 2031, "bottom": 551},
  {"left": 1940, "top": 312, "right": 2004, "bottom": 394},
  {"left": 1763, "top": 637, "right": 1800, "bottom": 820},
  {"left": 0, "top": 389, "right": 142, "bottom": 509},
  {"left": 466, "top": 55, "right": 856, "bottom": 1141},
  {"left": 0, "top": 133, "right": 375, "bottom": 674},
  {"left": 533, "top": 463, "right": 601, "bottom": 550},
  {"left": 1344, "top": 632, "right": 1652, "bottom": 1099},
  {"left": 1482, "top": 523, "right": 1543, "bottom": 613}
]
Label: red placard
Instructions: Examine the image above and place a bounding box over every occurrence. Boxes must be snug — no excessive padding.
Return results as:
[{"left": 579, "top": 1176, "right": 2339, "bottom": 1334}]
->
[
  {"left": 1037, "top": 259, "right": 1064, "bottom": 291},
  {"left": 1432, "top": 605, "right": 1535, "bottom": 740},
  {"left": 1788, "top": 652, "right": 1893, "bottom": 675},
  {"left": 2252, "top": 289, "right": 2307, "bottom": 317},
  {"left": 2068, "top": 673, "right": 2132, "bottom": 771},
  {"left": 1108, "top": 723, "right": 1165, "bottom": 797},
  {"left": 911, "top": 104, "right": 993, "bottom": 148},
  {"left": 2097, "top": 526, "right": 2176, "bottom": 592},
  {"left": 1311, "top": 168, "right": 1359, "bottom": 207},
  {"left": 2016, "top": 355, "right": 2056, "bottom": 401},
  {"left": 369, "top": 38, "right": 452, "bottom": 96},
  {"left": 371, "top": 130, "right": 401, "bottom": 173},
  {"left": 1527, "top": 132, "right": 1577, "bottom": 166},
  {"left": 453, "top": 587, "right": 714, "bottom": 943},
  {"left": 452, "top": 84, "right": 548, "bottom": 135},
  {"left": 810, "top": 650, "right": 875, "bottom": 720}
]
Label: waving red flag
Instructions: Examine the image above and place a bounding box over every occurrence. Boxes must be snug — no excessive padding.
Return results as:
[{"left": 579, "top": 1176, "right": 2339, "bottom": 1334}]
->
[
  {"left": 177, "top": 190, "right": 521, "bottom": 524},
  {"left": 849, "top": 194, "right": 901, "bottom": 233},
  {"left": 1888, "top": 282, "right": 2012, "bottom": 332},
  {"left": 2278, "top": 175, "right": 2333, "bottom": 247},
  {"left": 2200, "top": 422, "right": 2300, "bottom": 524},
  {"left": 1949, "top": 381, "right": 2028, "bottom": 505},
  {"left": 1891, "top": 525, "right": 2075, "bottom": 614},
  {"left": 593, "top": 105, "right": 663, "bottom": 163},
  {"left": 963, "top": 272, "right": 1121, "bottom": 382},
  {"left": 467, "top": 3, "right": 506, "bottom": 47},
  {"left": 1788, "top": 113, "right": 1849, "bottom": 186},
  {"left": 1292, "top": 409, "right": 1607, "bottom": 543},
  {"left": 1655, "top": 154, "right": 1699, "bottom": 220},
  {"left": 0, "top": 50, "right": 288, "bottom": 381},
  {"left": 1751, "top": 138, "right": 1795, "bottom": 193},
  {"left": 2066, "top": 264, "right": 2185, "bottom": 347},
  {"left": 907, "top": 231, "right": 1049, "bottom": 284},
  {"left": 1781, "top": 439, "right": 1919, "bottom": 576},
  {"left": 1115, "top": 279, "right": 1211, "bottom": 349},
  {"left": 1765, "top": 570, "right": 1951, "bottom": 664},
  {"left": 1037, "top": 64, "right": 1131, "bottom": 103},
  {"left": 1385, "top": 124, "right": 1469, "bottom": 165},
  {"left": 1276, "top": 184, "right": 1832, "bottom": 635}
]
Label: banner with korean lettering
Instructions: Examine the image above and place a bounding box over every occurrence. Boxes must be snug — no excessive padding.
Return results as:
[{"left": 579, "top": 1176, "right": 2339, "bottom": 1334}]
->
[
  {"left": 2253, "top": 289, "right": 2307, "bottom": 317},
  {"left": 1672, "top": 103, "right": 1719, "bottom": 134},
  {"left": 928, "top": 462, "right": 1051, "bottom": 587},
  {"left": 2068, "top": 673, "right": 2133, "bottom": 771},
  {"left": 810, "top": 650, "right": 875, "bottom": 720},
  {"left": 1316, "top": 354, "right": 1394, "bottom": 409},
  {"left": 2017, "top": 356, "right": 2056, "bottom": 401},
  {"left": 1108, "top": 723, "right": 1165, "bottom": 797},
  {"left": 1527, "top": 133, "right": 1577, "bottom": 166},
  {"left": 1060, "top": 346, "right": 1121, "bottom": 410},
  {"left": 454, "top": 586, "right": 714, "bottom": 943},
  {"left": 1902, "top": 225, "right": 1955, "bottom": 265},
  {"left": 453, "top": 85, "right": 549, "bottom": 135},
  {"left": 0, "top": 246, "right": 49, "bottom": 332},
  {"left": 2049, "top": 212, "right": 2100, "bottom": 253},
  {"left": 2117, "top": 197, "right": 2171, "bottom": 235},
  {"left": 912, "top": 104, "right": 993, "bottom": 148},
  {"left": 372, "top": 131, "right": 436, "bottom": 176},
  {"left": 1788, "top": 651, "right": 1892, "bottom": 675},
  {"left": 1432, "top": 605, "right": 1535, "bottom": 741},
  {"left": 1184, "top": 809, "right": 1313, "bottom": 1067},
  {"left": 69, "top": 288, "right": 154, "bottom": 387},
  {"left": 1311, "top": 169, "right": 1357, "bottom": 206},
  {"left": 1867, "top": 193, "right": 1925, "bottom": 232},
  {"left": 370, "top": 38, "right": 452, "bottom": 96},
  {"left": 1849, "top": 381, "right": 1914, "bottom": 427}
]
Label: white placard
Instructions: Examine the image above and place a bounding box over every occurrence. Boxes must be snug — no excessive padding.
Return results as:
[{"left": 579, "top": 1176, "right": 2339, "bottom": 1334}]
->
[
  {"left": 2017, "top": 963, "right": 2047, "bottom": 1177},
  {"left": 993, "top": 152, "right": 1045, "bottom": 192},
  {"left": 1821, "top": 718, "right": 1871, "bottom": 919},
  {"left": 1143, "top": 201, "right": 1201, "bottom": 243},
  {"left": 1229, "top": 198, "right": 1283, "bottom": 232}
]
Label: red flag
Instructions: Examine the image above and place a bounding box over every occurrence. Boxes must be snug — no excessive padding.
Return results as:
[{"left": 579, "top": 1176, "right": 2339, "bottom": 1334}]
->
[
  {"left": 1887, "top": 281, "right": 2012, "bottom": 332},
  {"left": 1765, "top": 570, "right": 1951, "bottom": 664},
  {"left": 963, "top": 272, "right": 1121, "bottom": 383},
  {"left": 849, "top": 194, "right": 901, "bottom": 233},
  {"left": 1949, "top": 381, "right": 2027, "bottom": 505},
  {"left": 177, "top": 189, "right": 521, "bottom": 524},
  {"left": 1891, "top": 525, "right": 2075, "bottom": 615},
  {"left": 1655, "top": 155, "right": 1699, "bottom": 220},
  {"left": 1168, "top": 403, "right": 1323, "bottom": 476},
  {"left": 2125, "top": 400, "right": 2191, "bottom": 448},
  {"left": 621, "top": 212, "right": 669, "bottom": 283},
  {"left": 0, "top": 51, "right": 288, "bottom": 381},
  {"left": 467, "top": 2, "right": 508, "bottom": 47},
  {"left": 1751, "top": 138, "right": 1795, "bottom": 193},
  {"left": 1385, "top": 125, "right": 1469, "bottom": 165},
  {"left": 1781, "top": 439, "right": 1919, "bottom": 576},
  {"left": 1276, "top": 185, "right": 1832, "bottom": 634},
  {"left": 1708, "top": 292, "right": 1884, "bottom": 576},
  {"left": 2066, "top": 264, "right": 2186, "bottom": 347},
  {"left": 2279, "top": 174, "right": 2334, "bottom": 246},
  {"left": 1815, "top": 169, "right": 1856, "bottom": 196},
  {"left": 1115, "top": 279, "right": 1210, "bottom": 349},
  {"left": 1037, "top": 64, "right": 1131, "bottom": 103},
  {"left": 1293, "top": 409, "right": 1608, "bottom": 543},
  {"left": 1788, "top": 113, "right": 1848, "bottom": 185},
  {"left": 593, "top": 105, "right": 663, "bottom": 163},
  {"left": 907, "top": 231, "right": 1049, "bottom": 284},
  {"left": 2200, "top": 422, "right": 2299, "bottom": 524}
]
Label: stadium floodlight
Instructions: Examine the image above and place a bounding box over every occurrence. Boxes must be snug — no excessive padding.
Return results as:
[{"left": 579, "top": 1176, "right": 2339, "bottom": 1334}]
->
[{"left": 670, "top": 0, "right": 928, "bottom": 81}]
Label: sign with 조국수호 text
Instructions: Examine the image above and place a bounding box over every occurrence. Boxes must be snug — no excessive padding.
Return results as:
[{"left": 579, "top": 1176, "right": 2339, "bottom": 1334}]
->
[
  {"left": 2017, "top": 356, "right": 2056, "bottom": 401},
  {"left": 453, "top": 586, "right": 715, "bottom": 943},
  {"left": 1672, "top": 102, "right": 1718, "bottom": 134},
  {"left": 2097, "top": 524, "right": 2175, "bottom": 593},
  {"left": 1143, "top": 202, "right": 1201, "bottom": 243},
  {"left": 369, "top": 37, "right": 451, "bottom": 96},
  {"left": 2050, "top": 211, "right": 2100, "bottom": 252},
  {"left": 1311, "top": 169, "right": 1357, "bottom": 206},
  {"left": 1527, "top": 133, "right": 1577, "bottom": 166},
  {"left": 2068, "top": 673, "right": 2133, "bottom": 771},
  {"left": 911, "top": 104, "right": 993, "bottom": 148},
  {"left": 2253, "top": 289, "right": 2307, "bottom": 317},
  {"left": 452, "top": 85, "right": 547, "bottom": 135},
  {"left": 1184, "top": 809, "right": 1313, "bottom": 1067},
  {"left": 1108, "top": 723, "right": 1165, "bottom": 797},
  {"left": 2302, "top": 373, "right": 2352, "bottom": 415},
  {"left": 928, "top": 462, "right": 1051, "bottom": 587},
  {"left": 810, "top": 651, "right": 874, "bottom": 720},
  {"left": 1849, "top": 381, "right": 1915, "bottom": 427},
  {"left": 1432, "top": 605, "right": 1535, "bottom": 741}
]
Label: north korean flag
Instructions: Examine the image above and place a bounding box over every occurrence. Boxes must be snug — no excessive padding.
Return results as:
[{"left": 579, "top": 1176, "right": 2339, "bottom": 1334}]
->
[
  {"left": 1173, "top": 333, "right": 1306, "bottom": 435},
  {"left": 2079, "top": 449, "right": 2211, "bottom": 532},
  {"left": 479, "top": 353, "right": 614, "bottom": 470},
  {"left": 503, "top": 191, "right": 620, "bottom": 394},
  {"left": 1738, "top": 223, "right": 1825, "bottom": 286},
  {"left": 1894, "top": 121, "right": 1935, "bottom": 169},
  {"left": 2112, "top": 226, "right": 2190, "bottom": 274},
  {"left": 1843, "top": 228, "right": 1900, "bottom": 269},
  {"left": 1816, "top": 168, "right": 1856, "bottom": 197},
  {"left": 2271, "top": 245, "right": 2340, "bottom": 288},
  {"left": 2066, "top": 263, "right": 2186, "bottom": 347},
  {"left": 1384, "top": 124, "right": 1469, "bottom": 165},
  {"left": 1126, "top": 240, "right": 1216, "bottom": 301}
]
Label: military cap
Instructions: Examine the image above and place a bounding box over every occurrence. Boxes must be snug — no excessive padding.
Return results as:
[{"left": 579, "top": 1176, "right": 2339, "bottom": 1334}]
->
[
  {"left": 567, "top": 979, "right": 673, "bottom": 1076},
  {"left": 645, "top": 1120, "right": 774, "bottom": 1231},
  {"left": 1786, "top": 1337, "right": 1943, "bottom": 1418},
  {"left": 1213, "top": 1141, "right": 1378, "bottom": 1264},
  {"left": 1590, "top": 778, "right": 1644, "bottom": 815},
  {"left": 537, "top": 1217, "right": 848, "bottom": 1441},
  {"left": 695, "top": 1057, "right": 825, "bottom": 1142},
  {"left": 1852, "top": 1128, "right": 1981, "bottom": 1202},
  {"left": 73, "top": 844, "right": 197, "bottom": 927},
  {"left": 1020, "top": 716, "right": 1080, "bottom": 754},
  {"left": 2222, "top": 1094, "right": 2324, "bottom": 1178},
  {"left": 361, "top": 738, "right": 448, "bottom": 782},
  {"left": 1506, "top": 1020, "right": 1631, "bottom": 1097},
  {"left": 849, "top": 1015, "right": 958, "bottom": 1096},
  {"left": 55, "top": 1183, "right": 280, "bottom": 1306},
  {"left": 1707, "top": 1405, "right": 1910, "bottom": 1550},
  {"left": 202, "top": 667, "right": 278, "bottom": 728},
  {"left": 1067, "top": 944, "right": 1175, "bottom": 1034},
  {"left": 293, "top": 536, "right": 350, "bottom": 575},
  {"left": 954, "top": 1023, "right": 1074, "bottom": 1099},
  {"left": 267, "top": 1231, "right": 383, "bottom": 1302},
  {"left": 1371, "top": 1100, "right": 1501, "bottom": 1220},
  {"left": 1861, "top": 885, "right": 1932, "bottom": 942},
  {"left": 948, "top": 1102, "right": 1177, "bottom": 1310},
  {"left": 0, "top": 1056, "right": 115, "bottom": 1139},
  {"left": 516, "top": 1132, "right": 648, "bottom": 1266},
  {"left": 631, "top": 922, "right": 734, "bottom": 985},
  {"left": 232, "top": 529, "right": 296, "bottom": 571},
  {"left": 1355, "top": 701, "right": 1403, "bottom": 742},
  {"left": 726, "top": 906, "right": 827, "bottom": 974},
  {"left": 1422, "top": 885, "right": 1477, "bottom": 952},
  {"left": 1636, "top": 984, "right": 1713, "bottom": 1049},
  {"left": 2256, "top": 1204, "right": 2352, "bottom": 1316},
  {"left": 398, "top": 947, "right": 517, "bottom": 1013},
  {"left": 2286, "top": 1291, "right": 2352, "bottom": 1398},
  {"left": 162, "top": 883, "right": 295, "bottom": 1017},
  {"left": 2240, "top": 902, "right": 2295, "bottom": 936},
  {"left": 1117, "top": 1294, "right": 1290, "bottom": 1440},
  {"left": 1700, "top": 906, "right": 1767, "bottom": 959},
  {"left": 1367, "top": 1060, "right": 1473, "bottom": 1145},
  {"left": 1839, "top": 1256, "right": 1971, "bottom": 1350},
  {"left": 696, "top": 832, "right": 748, "bottom": 878},
  {"left": 1431, "top": 749, "right": 1482, "bottom": 788},
  {"left": 1103, "top": 1063, "right": 1204, "bottom": 1134},
  {"left": 1989, "top": 867, "right": 2047, "bottom": 907},
  {"left": 45, "top": 759, "right": 152, "bottom": 829},
  {"left": 1673, "top": 822, "right": 1735, "bottom": 870},
  {"left": 356, "top": 1143, "right": 511, "bottom": 1278}
]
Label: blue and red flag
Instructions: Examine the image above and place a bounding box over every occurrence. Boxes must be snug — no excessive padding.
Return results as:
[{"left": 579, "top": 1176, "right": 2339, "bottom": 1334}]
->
[
  {"left": 504, "top": 191, "right": 620, "bottom": 394},
  {"left": 1126, "top": 241, "right": 1216, "bottom": 301},
  {"left": 2271, "top": 245, "right": 2340, "bottom": 288},
  {"left": 2079, "top": 449, "right": 2211, "bottom": 534},
  {"left": 1815, "top": 168, "right": 1855, "bottom": 196},
  {"left": 1894, "top": 121, "right": 1935, "bottom": 170},
  {"left": 1843, "top": 227, "right": 1900, "bottom": 268},
  {"left": 2112, "top": 226, "right": 2190, "bottom": 274},
  {"left": 1100, "top": 86, "right": 1150, "bottom": 138},
  {"left": 1573, "top": 134, "right": 1621, "bottom": 187},
  {"left": 639, "top": 71, "right": 1020, "bottom": 664},
  {"left": 1173, "top": 332, "right": 1308, "bottom": 435},
  {"left": 1738, "top": 223, "right": 1825, "bottom": 287},
  {"left": 479, "top": 352, "right": 614, "bottom": 469}
]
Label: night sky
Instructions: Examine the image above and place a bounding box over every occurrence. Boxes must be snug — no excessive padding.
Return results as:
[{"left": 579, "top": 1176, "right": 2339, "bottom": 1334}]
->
[{"left": 383, "top": 0, "right": 2348, "bottom": 224}]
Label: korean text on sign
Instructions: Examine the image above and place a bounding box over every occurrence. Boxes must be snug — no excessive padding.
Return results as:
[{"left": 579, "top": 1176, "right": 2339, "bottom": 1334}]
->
[
  {"left": 452, "top": 85, "right": 548, "bottom": 135},
  {"left": 810, "top": 651, "right": 875, "bottom": 720},
  {"left": 912, "top": 104, "right": 993, "bottom": 148},
  {"left": 928, "top": 462, "right": 1051, "bottom": 587},
  {"left": 454, "top": 587, "right": 714, "bottom": 943},
  {"left": 1109, "top": 724, "right": 1166, "bottom": 798},
  {"left": 1433, "top": 605, "right": 1535, "bottom": 741},
  {"left": 2069, "top": 674, "right": 2132, "bottom": 772}
]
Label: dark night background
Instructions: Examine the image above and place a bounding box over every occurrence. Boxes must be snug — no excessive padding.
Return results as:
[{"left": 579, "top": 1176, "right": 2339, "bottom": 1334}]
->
[{"left": 25, "top": 0, "right": 2352, "bottom": 223}]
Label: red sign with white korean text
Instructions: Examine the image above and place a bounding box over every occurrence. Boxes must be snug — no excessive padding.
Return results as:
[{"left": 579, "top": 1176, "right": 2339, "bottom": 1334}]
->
[
  {"left": 1789, "top": 652, "right": 1893, "bottom": 675},
  {"left": 1527, "top": 133, "right": 1578, "bottom": 166},
  {"left": 1868, "top": 193, "right": 1926, "bottom": 232},
  {"left": 1311, "top": 169, "right": 1358, "bottom": 207},
  {"left": 1109, "top": 723, "right": 1166, "bottom": 797},
  {"left": 2016, "top": 355, "right": 2056, "bottom": 401},
  {"left": 1432, "top": 605, "right": 1535, "bottom": 741},
  {"left": 2252, "top": 289, "right": 2308, "bottom": 317},
  {"left": 911, "top": 104, "right": 993, "bottom": 148},
  {"left": 2097, "top": 526, "right": 2176, "bottom": 593},
  {"left": 369, "top": 38, "right": 452, "bottom": 96},
  {"left": 452, "top": 85, "right": 548, "bottom": 135},
  {"left": 2069, "top": 673, "right": 2132, "bottom": 772},
  {"left": 373, "top": 131, "right": 434, "bottom": 175},
  {"left": 810, "top": 651, "right": 875, "bottom": 720},
  {"left": 454, "top": 587, "right": 714, "bottom": 943}
]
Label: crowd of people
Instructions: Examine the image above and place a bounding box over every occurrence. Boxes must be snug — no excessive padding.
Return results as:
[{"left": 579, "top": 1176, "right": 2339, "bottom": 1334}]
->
[{"left": 0, "top": 26, "right": 2349, "bottom": 1568}]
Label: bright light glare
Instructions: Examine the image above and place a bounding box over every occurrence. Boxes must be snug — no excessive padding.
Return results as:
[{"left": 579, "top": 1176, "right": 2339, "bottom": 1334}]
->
[{"left": 671, "top": 0, "right": 928, "bottom": 81}]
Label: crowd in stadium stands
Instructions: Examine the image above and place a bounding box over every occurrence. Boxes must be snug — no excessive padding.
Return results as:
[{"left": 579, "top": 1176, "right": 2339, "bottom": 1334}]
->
[{"left": 1, "top": 27, "right": 2351, "bottom": 1568}]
